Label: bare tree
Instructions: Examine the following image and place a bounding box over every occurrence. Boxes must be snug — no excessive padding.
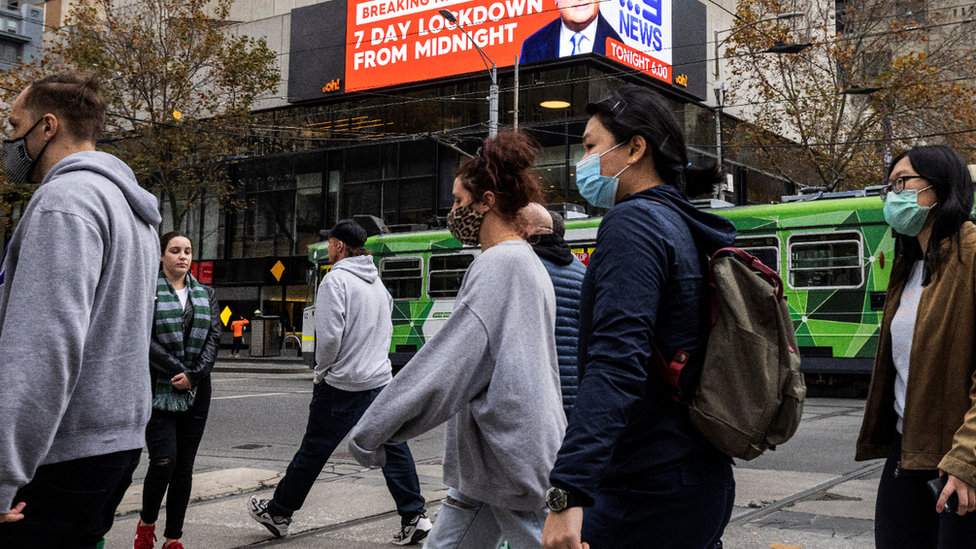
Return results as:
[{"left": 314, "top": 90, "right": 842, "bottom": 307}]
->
[
  {"left": 1, "top": 0, "right": 280, "bottom": 230},
  {"left": 725, "top": 0, "right": 976, "bottom": 191}
]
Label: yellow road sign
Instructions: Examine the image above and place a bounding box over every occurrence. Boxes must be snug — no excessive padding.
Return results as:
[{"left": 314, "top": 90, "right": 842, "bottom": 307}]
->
[{"left": 271, "top": 260, "right": 285, "bottom": 281}]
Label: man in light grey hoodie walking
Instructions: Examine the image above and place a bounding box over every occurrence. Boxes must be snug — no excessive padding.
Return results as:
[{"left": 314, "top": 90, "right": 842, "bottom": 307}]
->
[
  {"left": 248, "top": 219, "right": 430, "bottom": 545},
  {"left": 0, "top": 72, "right": 161, "bottom": 548}
]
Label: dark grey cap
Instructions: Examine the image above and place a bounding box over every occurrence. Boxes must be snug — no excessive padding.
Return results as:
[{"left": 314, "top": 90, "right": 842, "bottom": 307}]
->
[{"left": 320, "top": 219, "right": 367, "bottom": 247}]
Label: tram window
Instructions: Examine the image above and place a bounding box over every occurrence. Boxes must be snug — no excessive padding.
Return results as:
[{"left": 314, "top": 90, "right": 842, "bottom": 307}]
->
[
  {"left": 428, "top": 253, "right": 475, "bottom": 299},
  {"left": 734, "top": 236, "right": 780, "bottom": 273},
  {"left": 380, "top": 257, "right": 423, "bottom": 300},
  {"left": 788, "top": 232, "right": 863, "bottom": 289}
]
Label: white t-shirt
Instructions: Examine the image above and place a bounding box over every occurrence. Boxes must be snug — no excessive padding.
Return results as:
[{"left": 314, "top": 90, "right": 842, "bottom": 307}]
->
[
  {"left": 891, "top": 260, "right": 924, "bottom": 434},
  {"left": 175, "top": 286, "right": 190, "bottom": 310}
]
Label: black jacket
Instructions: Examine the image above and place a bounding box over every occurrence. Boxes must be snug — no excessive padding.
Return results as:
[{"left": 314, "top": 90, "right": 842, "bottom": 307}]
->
[
  {"left": 549, "top": 185, "right": 736, "bottom": 504},
  {"left": 149, "top": 285, "right": 221, "bottom": 387}
]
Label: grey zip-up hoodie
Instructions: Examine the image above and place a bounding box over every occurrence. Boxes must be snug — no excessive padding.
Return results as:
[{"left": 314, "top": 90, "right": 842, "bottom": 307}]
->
[
  {"left": 349, "top": 241, "right": 566, "bottom": 511},
  {"left": 0, "top": 151, "right": 161, "bottom": 510},
  {"left": 314, "top": 255, "right": 394, "bottom": 391}
]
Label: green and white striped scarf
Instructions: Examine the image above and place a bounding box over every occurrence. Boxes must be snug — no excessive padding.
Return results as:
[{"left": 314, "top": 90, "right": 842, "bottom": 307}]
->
[{"left": 152, "top": 271, "right": 211, "bottom": 412}]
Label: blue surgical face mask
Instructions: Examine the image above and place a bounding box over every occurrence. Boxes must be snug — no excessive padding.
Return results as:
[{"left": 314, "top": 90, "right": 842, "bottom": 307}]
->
[
  {"left": 575, "top": 142, "right": 629, "bottom": 209},
  {"left": 883, "top": 185, "right": 935, "bottom": 237}
]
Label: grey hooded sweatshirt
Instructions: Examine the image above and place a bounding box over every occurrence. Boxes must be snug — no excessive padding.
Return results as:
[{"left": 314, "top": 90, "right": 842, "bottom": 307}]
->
[
  {"left": 0, "top": 151, "right": 161, "bottom": 510},
  {"left": 314, "top": 255, "right": 394, "bottom": 391},
  {"left": 349, "top": 241, "right": 567, "bottom": 511}
]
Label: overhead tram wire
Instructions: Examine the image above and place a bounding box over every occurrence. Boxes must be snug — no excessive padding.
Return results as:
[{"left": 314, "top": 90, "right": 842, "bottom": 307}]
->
[
  {"left": 22, "top": 0, "right": 969, "bottom": 120},
  {"left": 287, "top": 7, "right": 976, "bottom": 117},
  {"left": 95, "top": 68, "right": 976, "bottom": 150},
  {"left": 7, "top": 7, "right": 976, "bottom": 147},
  {"left": 58, "top": 37, "right": 976, "bottom": 150},
  {"left": 27, "top": 0, "right": 976, "bottom": 90}
]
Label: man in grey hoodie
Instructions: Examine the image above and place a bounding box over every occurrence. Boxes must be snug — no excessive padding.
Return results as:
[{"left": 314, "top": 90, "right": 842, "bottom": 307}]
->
[
  {"left": 0, "top": 72, "right": 162, "bottom": 548},
  {"left": 248, "top": 219, "right": 430, "bottom": 545}
]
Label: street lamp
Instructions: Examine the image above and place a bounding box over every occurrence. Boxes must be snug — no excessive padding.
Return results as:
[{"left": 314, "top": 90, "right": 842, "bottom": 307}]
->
[
  {"left": 439, "top": 9, "right": 499, "bottom": 138},
  {"left": 713, "top": 12, "right": 810, "bottom": 200}
]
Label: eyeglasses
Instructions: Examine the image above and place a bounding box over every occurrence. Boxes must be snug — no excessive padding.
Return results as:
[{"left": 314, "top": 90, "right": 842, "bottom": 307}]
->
[{"left": 880, "top": 175, "right": 926, "bottom": 201}]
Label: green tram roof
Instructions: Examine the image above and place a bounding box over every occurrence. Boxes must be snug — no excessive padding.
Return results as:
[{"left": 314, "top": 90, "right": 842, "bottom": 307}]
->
[
  {"left": 308, "top": 217, "right": 605, "bottom": 264},
  {"left": 716, "top": 195, "right": 886, "bottom": 234},
  {"left": 307, "top": 195, "right": 886, "bottom": 264}
]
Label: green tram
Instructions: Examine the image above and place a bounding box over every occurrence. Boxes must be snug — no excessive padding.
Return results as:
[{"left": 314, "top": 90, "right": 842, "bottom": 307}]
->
[{"left": 303, "top": 189, "right": 893, "bottom": 389}]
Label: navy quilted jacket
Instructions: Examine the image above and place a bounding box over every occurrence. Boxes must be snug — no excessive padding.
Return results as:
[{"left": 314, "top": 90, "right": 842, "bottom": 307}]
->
[{"left": 533, "top": 234, "right": 587, "bottom": 418}]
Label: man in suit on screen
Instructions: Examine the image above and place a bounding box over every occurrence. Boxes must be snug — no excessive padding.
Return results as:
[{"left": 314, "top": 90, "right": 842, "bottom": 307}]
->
[{"left": 520, "top": 0, "right": 622, "bottom": 63}]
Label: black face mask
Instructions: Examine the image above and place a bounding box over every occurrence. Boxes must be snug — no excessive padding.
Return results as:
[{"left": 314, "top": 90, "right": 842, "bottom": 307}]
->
[{"left": 2, "top": 118, "right": 47, "bottom": 185}]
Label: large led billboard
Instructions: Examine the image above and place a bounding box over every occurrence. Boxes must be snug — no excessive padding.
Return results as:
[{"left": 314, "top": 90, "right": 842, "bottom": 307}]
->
[
  {"left": 345, "top": 0, "right": 671, "bottom": 91},
  {"left": 288, "top": 0, "right": 706, "bottom": 102}
]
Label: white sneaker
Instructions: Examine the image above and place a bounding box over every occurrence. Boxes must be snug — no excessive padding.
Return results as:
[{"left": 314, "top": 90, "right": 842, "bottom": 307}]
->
[
  {"left": 248, "top": 495, "right": 291, "bottom": 538},
  {"left": 392, "top": 512, "right": 432, "bottom": 545}
]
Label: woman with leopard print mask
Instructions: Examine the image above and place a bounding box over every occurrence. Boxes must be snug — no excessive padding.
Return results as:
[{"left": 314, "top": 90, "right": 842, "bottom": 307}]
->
[{"left": 350, "top": 129, "right": 566, "bottom": 549}]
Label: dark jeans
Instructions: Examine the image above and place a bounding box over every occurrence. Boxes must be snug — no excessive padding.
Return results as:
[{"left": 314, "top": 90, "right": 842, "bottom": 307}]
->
[
  {"left": 232, "top": 336, "right": 244, "bottom": 355},
  {"left": 876, "top": 433, "right": 976, "bottom": 548},
  {"left": 269, "top": 381, "right": 426, "bottom": 524},
  {"left": 141, "top": 377, "right": 212, "bottom": 540},
  {"left": 0, "top": 448, "right": 141, "bottom": 549},
  {"left": 582, "top": 454, "right": 735, "bottom": 549}
]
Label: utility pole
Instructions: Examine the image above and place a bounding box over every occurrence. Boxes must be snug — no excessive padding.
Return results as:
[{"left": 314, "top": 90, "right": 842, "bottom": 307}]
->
[
  {"left": 514, "top": 56, "right": 519, "bottom": 131},
  {"left": 712, "top": 12, "right": 807, "bottom": 200},
  {"left": 439, "top": 9, "right": 498, "bottom": 137}
]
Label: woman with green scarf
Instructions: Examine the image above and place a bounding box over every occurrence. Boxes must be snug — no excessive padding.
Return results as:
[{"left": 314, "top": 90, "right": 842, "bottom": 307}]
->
[{"left": 133, "top": 231, "right": 221, "bottom": 549}]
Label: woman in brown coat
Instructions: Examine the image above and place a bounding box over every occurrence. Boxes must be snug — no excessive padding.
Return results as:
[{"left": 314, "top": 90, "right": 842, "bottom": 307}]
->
[{"left": 856, "top": 145, "right": 976, "bottom": 548}]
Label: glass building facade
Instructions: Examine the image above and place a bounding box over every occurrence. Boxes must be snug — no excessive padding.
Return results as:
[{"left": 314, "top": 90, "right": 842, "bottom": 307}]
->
[{"left": 160, "top": 58, "right": 791, "bottom": 337}]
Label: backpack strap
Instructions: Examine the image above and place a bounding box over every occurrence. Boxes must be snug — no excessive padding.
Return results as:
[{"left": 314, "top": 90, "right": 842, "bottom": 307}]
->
[
  {"left": 650, "top": 343, "right": 691, "bottom": 403},
  {"left": 708, "top": 247, "right": 784, "bottom": 325}
]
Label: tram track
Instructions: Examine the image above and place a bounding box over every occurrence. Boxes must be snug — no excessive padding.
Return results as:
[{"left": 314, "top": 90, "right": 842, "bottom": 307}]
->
[
  {"left": 224, "top": 459, "right": 886, "bottom": 547},
  {"left": 228, "top": 456, "right": 450, "bottom": 548},
  {"left": 729, "top": 461, "right": 884, "bottom": 526}
]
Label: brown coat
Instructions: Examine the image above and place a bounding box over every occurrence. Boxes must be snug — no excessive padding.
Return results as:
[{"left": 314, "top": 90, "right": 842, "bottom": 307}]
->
[{"left": 856, "top": 222, "right": 976, "bottom": 487}]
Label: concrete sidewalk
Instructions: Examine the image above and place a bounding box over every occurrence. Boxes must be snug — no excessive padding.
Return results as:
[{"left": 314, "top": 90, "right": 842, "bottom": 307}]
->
[
  {"left": 107, "top": 460, "right": 449, "bottom": 548},
  {"left": 211, "top": 350, "right": 309, "bottom": 375},
  {"left": 101, "top": 361, "right": 882, "bottom": 548},
  {"left": 103, "top": 458, "right": 881, "bottom": 548}
]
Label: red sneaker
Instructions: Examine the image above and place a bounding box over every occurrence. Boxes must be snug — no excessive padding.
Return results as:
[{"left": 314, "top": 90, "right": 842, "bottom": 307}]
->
[
  {"left": 134, "top": 521, "right": 156, "bottom": 549},
  {"left": 162, "top": 541, "right": 185, "bottom": 549}
]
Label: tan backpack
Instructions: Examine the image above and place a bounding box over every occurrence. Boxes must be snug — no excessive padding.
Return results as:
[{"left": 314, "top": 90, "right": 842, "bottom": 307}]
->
[{"left": 653, "top": 247, "right": 806, "bottom": 460}]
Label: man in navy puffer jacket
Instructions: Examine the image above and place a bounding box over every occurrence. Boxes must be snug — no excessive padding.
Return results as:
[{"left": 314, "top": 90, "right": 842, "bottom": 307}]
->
[{"left": 521, "top": 204, "right": 586, "bottom": 418}]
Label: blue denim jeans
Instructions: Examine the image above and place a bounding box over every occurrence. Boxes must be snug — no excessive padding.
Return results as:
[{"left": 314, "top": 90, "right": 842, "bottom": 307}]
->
[
  {"left": 424, "top": 488, "right": 548, "bottom": 549},
  {"left": 582, "top": 455, "right": 734, "bottom": 549},
  {"left": 268, "top": 381, "right": 426, "bottom": 522},
  {"left": 0, "top": 448, "right": 141, "bottom": 549}
]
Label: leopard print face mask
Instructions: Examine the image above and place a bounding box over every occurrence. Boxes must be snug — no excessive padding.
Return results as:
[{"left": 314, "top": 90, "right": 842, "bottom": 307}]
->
[{"left": 447, "top": 204, "right": 485, "bottom": 246}]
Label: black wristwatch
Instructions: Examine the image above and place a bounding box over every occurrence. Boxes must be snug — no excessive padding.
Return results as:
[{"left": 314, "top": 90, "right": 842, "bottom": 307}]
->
[{"left": 545, "top": 487, "right": 582, "bottom": 513}]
